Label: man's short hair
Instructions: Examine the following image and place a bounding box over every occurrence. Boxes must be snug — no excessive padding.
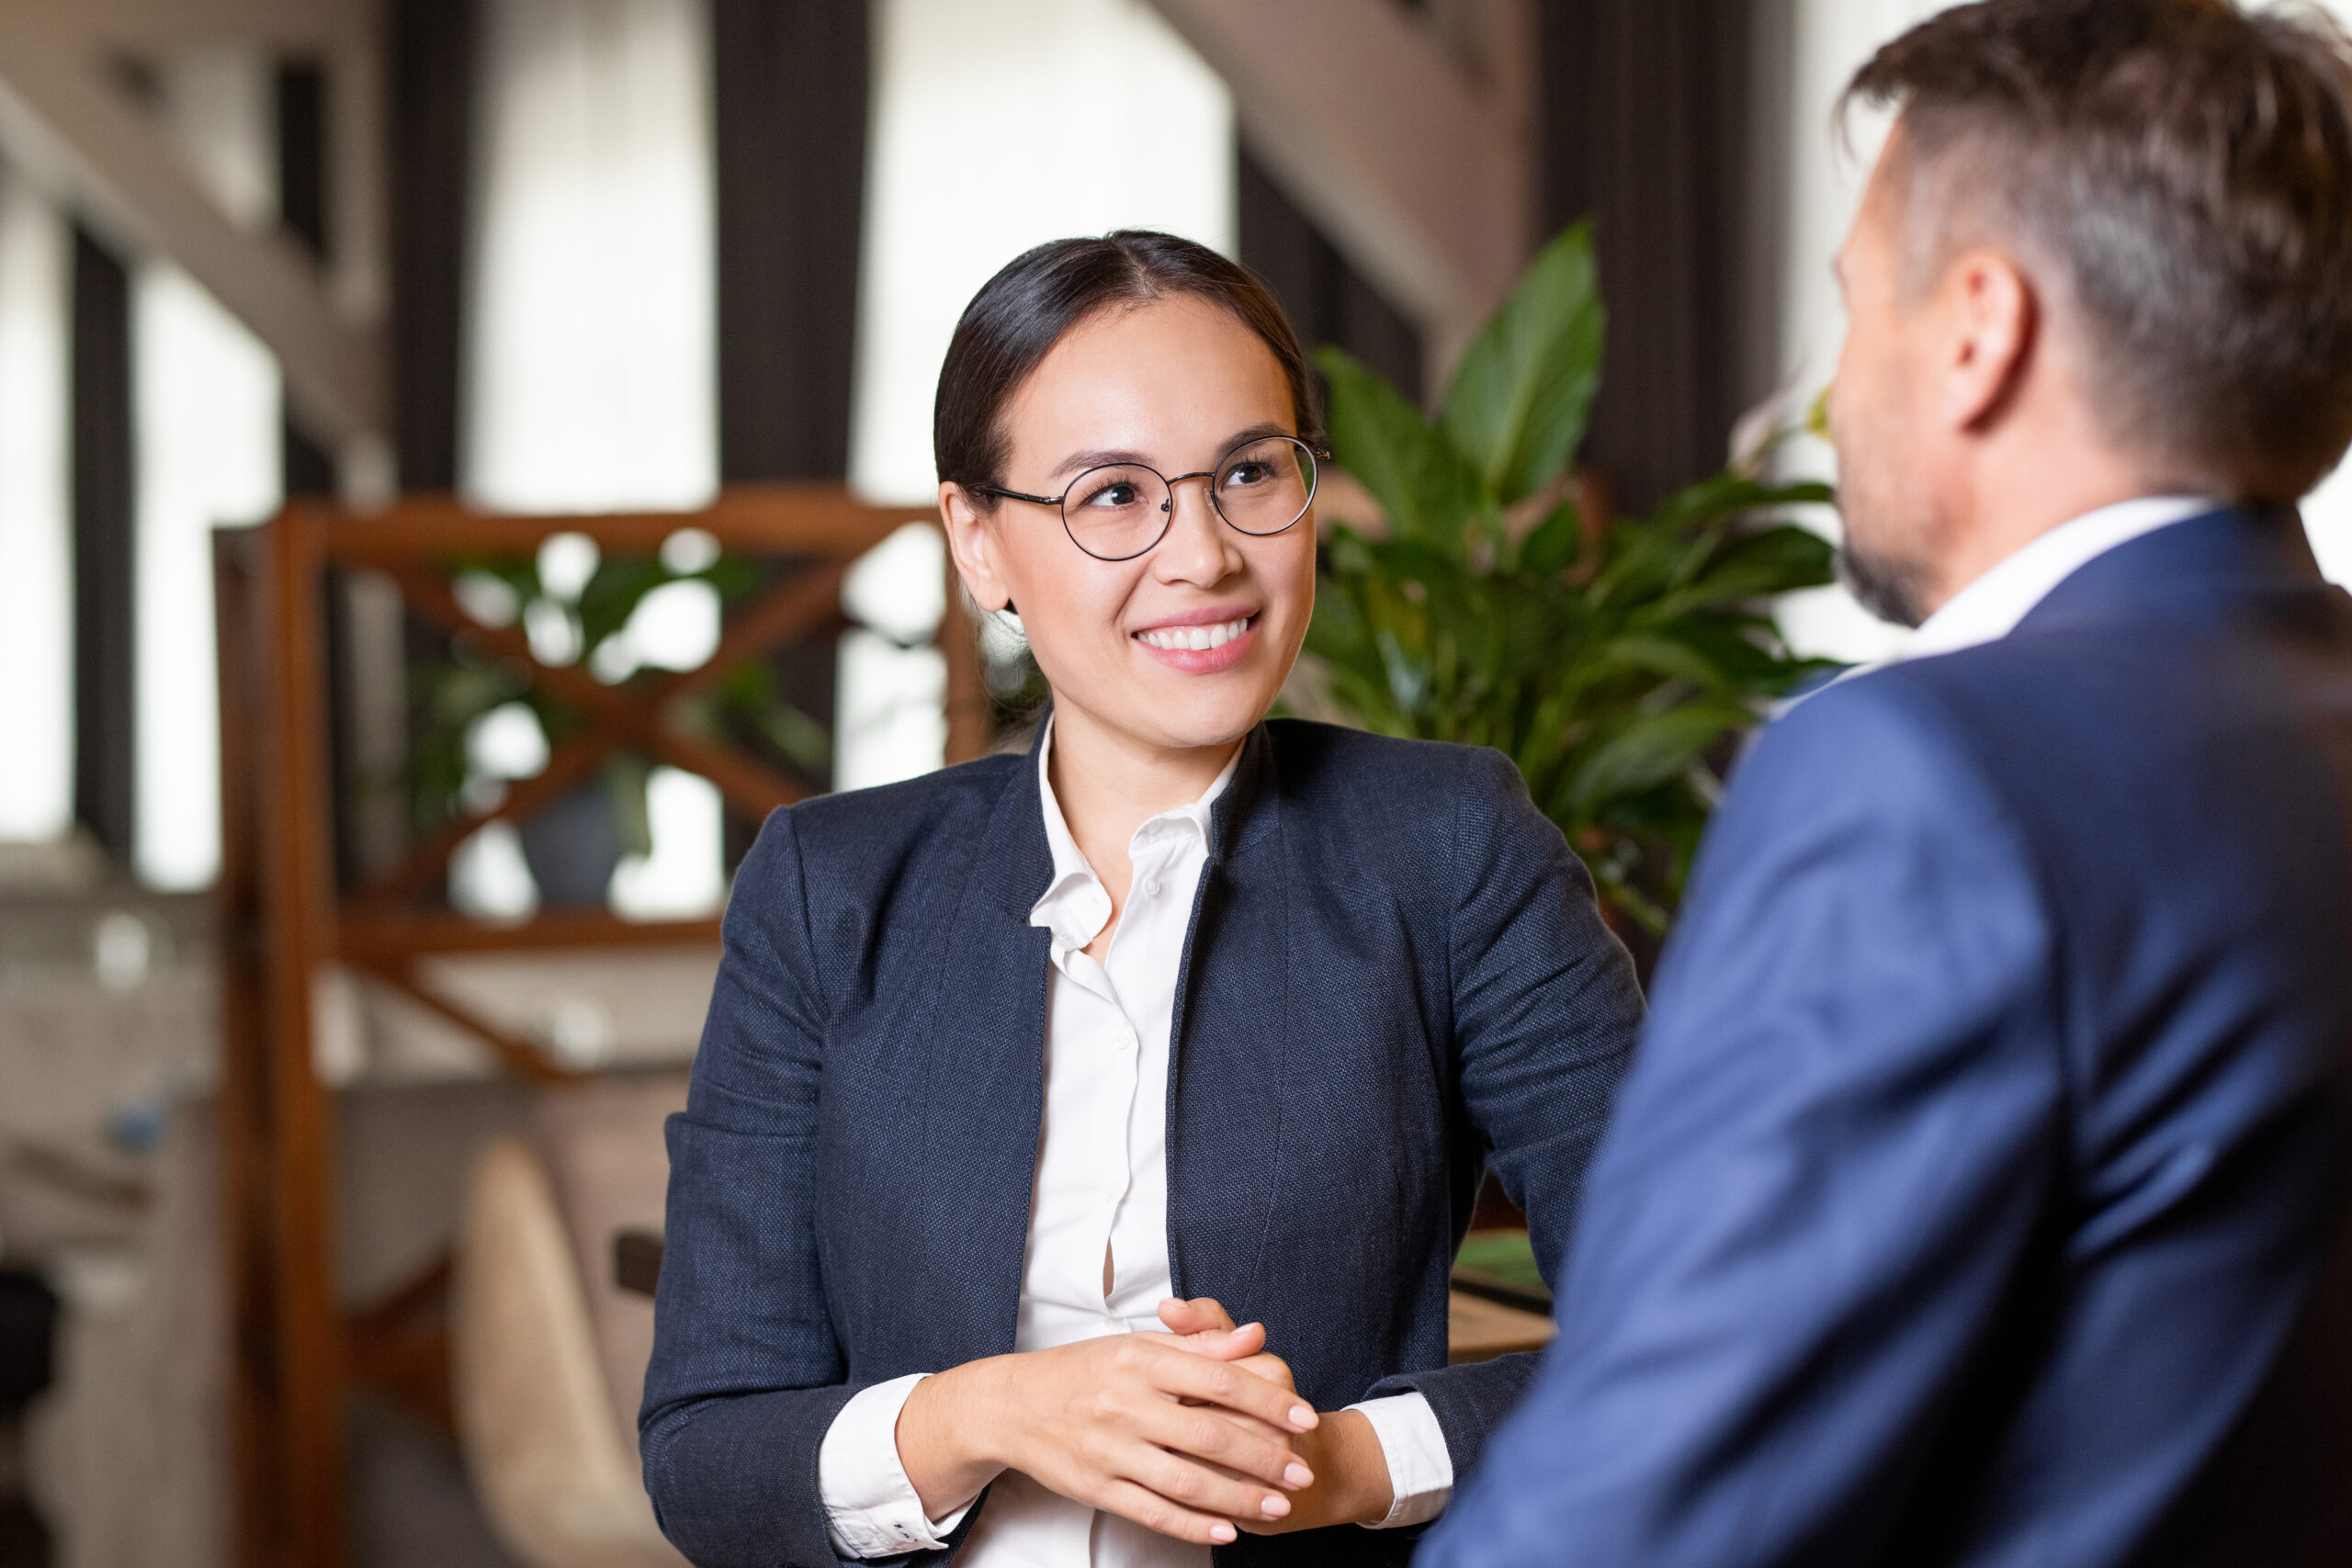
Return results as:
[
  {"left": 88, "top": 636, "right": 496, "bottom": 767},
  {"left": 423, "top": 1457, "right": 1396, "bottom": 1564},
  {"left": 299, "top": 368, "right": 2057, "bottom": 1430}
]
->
[{"left": 1847, "top": 0, "right": 2352, "bottom": 501}]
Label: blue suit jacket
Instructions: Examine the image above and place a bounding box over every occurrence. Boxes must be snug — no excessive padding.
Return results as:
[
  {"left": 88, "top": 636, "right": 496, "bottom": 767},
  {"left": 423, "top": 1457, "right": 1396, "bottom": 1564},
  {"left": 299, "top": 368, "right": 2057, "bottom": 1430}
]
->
[
  {"left": 1419, "top": 508, "right": 2352, "bottom": 1567},
  {"left": 640, "top": 720, "right": 1644, "bottom": 1567}
]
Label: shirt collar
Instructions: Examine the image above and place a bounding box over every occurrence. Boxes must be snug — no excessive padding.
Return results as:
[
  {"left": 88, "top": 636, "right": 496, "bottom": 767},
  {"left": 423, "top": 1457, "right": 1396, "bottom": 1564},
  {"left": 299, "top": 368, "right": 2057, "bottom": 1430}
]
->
[
  {"left": 1903, "top": 494, "right": 2217, "bottom": 660},
  {"left": 1027, "top": 715, "right": 1242, "bottom": 952}
]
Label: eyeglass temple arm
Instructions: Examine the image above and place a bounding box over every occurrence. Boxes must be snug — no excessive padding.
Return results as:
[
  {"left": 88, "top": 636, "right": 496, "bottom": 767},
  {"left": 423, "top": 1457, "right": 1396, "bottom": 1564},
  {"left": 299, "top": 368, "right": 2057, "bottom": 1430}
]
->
[{"left": 969, "top": 484, "right": 1061, "bottom": 506}]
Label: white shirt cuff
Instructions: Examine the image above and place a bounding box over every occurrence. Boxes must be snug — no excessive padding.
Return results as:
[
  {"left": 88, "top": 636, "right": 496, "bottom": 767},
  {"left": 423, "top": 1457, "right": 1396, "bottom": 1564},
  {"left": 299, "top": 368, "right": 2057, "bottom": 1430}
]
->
[
  {"left": 817, "top": 1372, "right": 974, "bottom": 1559},
  {"left": 1347, "top": 1391, "right": 1454, "bottom": 1529}
]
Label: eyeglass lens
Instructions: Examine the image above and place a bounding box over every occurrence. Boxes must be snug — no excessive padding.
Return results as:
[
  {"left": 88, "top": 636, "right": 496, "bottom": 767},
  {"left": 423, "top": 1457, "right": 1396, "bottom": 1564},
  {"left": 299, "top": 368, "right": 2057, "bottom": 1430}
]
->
[{"left": 1060, "top": 436, "right": 1317, "bottom": 561}]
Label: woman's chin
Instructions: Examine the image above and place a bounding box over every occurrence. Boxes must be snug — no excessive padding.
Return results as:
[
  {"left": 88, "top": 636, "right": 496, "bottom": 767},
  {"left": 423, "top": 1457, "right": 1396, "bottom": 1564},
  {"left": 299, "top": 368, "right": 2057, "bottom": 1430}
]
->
[{"left": 1070, "top": 683, "right": 1272, "bottom": 757}]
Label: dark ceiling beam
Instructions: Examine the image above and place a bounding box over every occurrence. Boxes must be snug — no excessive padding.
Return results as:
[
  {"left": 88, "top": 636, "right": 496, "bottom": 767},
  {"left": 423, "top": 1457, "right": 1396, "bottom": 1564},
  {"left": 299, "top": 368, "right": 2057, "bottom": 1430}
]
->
[{"left": 0, "top": 0, "right": 390, "bottom": 466}]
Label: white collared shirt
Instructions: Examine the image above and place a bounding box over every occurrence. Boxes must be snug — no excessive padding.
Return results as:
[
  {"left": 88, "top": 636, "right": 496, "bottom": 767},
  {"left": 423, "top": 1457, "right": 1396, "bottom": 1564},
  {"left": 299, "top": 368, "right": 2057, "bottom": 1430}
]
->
[
  {"left": 1901, "top": 495, "right": 2217, "bottom": 660},
  {"left": 816, "top": 719, "right": 1453, "bottom": 1562}
]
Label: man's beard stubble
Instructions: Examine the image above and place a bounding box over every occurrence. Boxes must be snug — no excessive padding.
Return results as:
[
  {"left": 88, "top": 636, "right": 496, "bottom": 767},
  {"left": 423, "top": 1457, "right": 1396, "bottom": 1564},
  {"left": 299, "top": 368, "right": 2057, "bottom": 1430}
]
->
[
  {"left": 1836, "top": 539, "right": 1932, "bottom": 630},
  {"left": 1829, "top": 423, "right": 1936, "bottom": 630}
]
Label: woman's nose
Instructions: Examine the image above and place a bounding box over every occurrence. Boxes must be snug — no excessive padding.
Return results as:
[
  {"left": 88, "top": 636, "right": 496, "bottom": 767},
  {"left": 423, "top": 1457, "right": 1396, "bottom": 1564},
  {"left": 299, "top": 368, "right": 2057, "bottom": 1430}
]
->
[{"left": 1154, "top": 477, "right": 1238, "bottom": 583}]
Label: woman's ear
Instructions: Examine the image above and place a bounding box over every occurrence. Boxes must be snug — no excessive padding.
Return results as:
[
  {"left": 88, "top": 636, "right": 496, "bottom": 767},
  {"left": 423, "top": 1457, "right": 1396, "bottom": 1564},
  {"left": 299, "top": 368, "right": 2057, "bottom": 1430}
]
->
[{"left": 939, "top": 482, "right": 1014, "bottom": 613}]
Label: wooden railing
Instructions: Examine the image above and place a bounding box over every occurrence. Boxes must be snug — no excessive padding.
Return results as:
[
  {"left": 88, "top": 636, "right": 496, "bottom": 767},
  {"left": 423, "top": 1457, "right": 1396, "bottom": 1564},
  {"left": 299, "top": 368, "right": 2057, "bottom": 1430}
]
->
[{"left": 211, "top": 485, "right": 986, "bottom": 1567}]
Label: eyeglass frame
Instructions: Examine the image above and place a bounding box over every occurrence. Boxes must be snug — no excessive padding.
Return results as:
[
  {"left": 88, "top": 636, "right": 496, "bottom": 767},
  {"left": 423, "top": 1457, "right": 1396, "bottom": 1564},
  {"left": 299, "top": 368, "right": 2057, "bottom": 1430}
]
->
[{"left": 966, "top": 434, "right": 1329, "bottom": 563}]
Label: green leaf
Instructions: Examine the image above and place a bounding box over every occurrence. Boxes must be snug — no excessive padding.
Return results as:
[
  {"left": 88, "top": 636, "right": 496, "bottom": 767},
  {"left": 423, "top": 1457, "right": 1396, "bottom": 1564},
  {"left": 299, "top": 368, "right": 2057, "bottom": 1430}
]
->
[
  {"left": 1520, "top": 502, "right": 1584, "bottom": 577},
  {"left": 1654, "top": 527, "right": 1838, "bottom": 615},
  {"left": 1653, "top": 474, "right": 1834, "bottom": 529},
  {"left": 1594, "top": 635, "right": 1728, "bottom": 688},
  {"left": 1441, "top": 222, "right": 1607, "bottom": 504},
  {"left": 1713, "top": 522, "right": 1838, "bottom": 576},
  {"left": 1562, "top": 702, "right": 1751, "bottom": 817},
  {"left": 1363, "top": 536, "right": 1463, "bottom": 588},
  {"left": 1318, "top": 347, "right": 1483, "bottom": 548}
]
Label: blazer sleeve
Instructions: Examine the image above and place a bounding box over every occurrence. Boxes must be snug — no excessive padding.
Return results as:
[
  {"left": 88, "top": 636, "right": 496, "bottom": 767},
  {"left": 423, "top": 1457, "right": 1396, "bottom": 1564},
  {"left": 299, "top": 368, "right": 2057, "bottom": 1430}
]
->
[
  {"left": 1365, "top": 745, "right": 1647, "bottom": 1475},
  {"left": 1415, "top": 673, "right": 2064, "bottom": 1568},
  {"left": 639, "top": 808, "right": 870, "bottom": 1568}
]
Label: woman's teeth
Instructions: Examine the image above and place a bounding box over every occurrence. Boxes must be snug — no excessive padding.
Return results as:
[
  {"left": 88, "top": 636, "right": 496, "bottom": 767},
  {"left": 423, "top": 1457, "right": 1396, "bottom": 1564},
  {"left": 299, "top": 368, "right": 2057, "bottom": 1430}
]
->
[{"left": 1136, "top": 617, "right": 1250, "bottom": 652}]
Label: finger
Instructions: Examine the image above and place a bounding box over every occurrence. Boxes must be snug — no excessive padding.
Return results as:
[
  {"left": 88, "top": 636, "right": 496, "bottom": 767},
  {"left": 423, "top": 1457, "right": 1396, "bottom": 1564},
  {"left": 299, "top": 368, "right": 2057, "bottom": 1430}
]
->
[
  {"left": 1092, "top": 1477, "right": 1242, "bottom": 1547},
  {"left": 1158, "top": 1296, "right": 1238, "bottom": 1336},
  {"left": 1128, "top": 1399, "right": 1313, "bottom": 1489},
  {"left": 1144, "top": 1318, "right": 1268, "bottom": 1362},
  {"left": 1233, "top": 1350, "right": 1296, "bottom": 1392},
  {"left": 1135, "top": 1341, "right": 1318, "bottom": 1432},
  {"left": 1115, "top": 1438, "right": 1295, "bottom": 1526}
]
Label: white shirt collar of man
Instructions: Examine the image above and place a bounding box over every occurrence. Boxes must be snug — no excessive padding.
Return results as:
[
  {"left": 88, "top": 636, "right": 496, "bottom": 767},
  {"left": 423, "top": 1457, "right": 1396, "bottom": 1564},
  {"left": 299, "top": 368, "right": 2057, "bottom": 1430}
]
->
[
  {"left": 1027, "top": 714, "right": 1240, "bottom": 956},
  {"left": 1902, "top": 494, "right": 2218, "bottom": 661}
]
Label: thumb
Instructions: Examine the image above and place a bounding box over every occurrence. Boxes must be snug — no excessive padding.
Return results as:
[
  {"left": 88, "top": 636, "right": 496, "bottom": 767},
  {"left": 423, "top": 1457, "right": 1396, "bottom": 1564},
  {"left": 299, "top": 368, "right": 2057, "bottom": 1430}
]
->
[{"left": 1158, "top": 1297, "right": 1263, "bottom": 1357}]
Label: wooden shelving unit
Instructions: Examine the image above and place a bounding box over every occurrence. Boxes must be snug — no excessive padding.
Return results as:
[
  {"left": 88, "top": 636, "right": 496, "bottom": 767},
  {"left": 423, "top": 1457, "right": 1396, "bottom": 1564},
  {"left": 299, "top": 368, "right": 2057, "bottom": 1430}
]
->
[{"left": 211, "top": 485, "right": 985, "bottom": 1567}]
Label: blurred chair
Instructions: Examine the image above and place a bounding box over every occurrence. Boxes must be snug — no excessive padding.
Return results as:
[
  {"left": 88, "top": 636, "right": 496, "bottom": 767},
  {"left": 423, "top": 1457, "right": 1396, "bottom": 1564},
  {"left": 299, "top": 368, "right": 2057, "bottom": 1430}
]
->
[{"left": 452, "top": 1075, "right": 687, "bottom": 1568}]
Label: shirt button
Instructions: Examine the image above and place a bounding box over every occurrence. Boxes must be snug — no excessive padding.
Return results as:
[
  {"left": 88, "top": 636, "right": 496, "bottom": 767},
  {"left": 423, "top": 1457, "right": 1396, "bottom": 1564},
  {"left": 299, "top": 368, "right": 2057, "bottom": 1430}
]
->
[{"left": 1143, "top": 877, "right": 1161, "bottom": 897}]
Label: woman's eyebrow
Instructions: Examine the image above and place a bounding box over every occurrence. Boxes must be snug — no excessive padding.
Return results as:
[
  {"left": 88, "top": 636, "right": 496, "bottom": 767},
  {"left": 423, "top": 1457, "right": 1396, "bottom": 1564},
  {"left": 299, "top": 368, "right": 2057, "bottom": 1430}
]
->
[
  {"left": 1046, "top": 423, "right": 1296, "bottom": 481},
  {"left": 1048, "top": 447, "right": 1150, "bottom": 480}
]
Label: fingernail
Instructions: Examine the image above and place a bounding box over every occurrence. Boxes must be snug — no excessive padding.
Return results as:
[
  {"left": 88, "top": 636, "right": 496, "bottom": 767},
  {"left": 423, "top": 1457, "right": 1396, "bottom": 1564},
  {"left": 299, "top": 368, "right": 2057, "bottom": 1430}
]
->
[
  {"left": 1284, "top": 1462, "right": 1314, "bottom": 1488},
  {"left": 1290, "top": 1404, "right": 1317, "bottom": 1429},
  {"left": 1261, "top": 1495, "right": 1290, "bottom": 1518},
  {"left": 1210, "top": 1523, "right": 1238, "bottom": 1543}
]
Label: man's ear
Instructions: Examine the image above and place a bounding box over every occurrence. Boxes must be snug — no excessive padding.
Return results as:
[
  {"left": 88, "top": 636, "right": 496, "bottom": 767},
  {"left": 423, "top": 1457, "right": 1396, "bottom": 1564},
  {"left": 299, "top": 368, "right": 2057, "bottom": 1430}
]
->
[
  {"left": 1938, "top": 247, "right": 2037, "bottom": 433},
  {"left": 940, "top": 483, "right": 1013, "bottom": 613}
]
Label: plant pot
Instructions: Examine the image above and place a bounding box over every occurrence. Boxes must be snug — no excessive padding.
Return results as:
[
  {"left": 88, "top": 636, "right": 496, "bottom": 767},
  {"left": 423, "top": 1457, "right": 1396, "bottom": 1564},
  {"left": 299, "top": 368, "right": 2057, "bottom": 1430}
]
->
[{"left": 516, "top": 778, "right": 623, "bottom": 907}]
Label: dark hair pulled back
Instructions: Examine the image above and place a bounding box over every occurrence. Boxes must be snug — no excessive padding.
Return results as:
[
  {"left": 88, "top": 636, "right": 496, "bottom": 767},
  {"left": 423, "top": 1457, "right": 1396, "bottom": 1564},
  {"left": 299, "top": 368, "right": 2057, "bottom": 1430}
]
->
[{"left": 933, "top": 230, "right": 1324, "bottom": 499}]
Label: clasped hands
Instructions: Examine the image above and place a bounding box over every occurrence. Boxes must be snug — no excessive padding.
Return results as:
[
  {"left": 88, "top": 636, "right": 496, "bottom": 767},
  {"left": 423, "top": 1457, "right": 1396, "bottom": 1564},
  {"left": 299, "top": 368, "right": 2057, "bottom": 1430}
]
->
[{"left": 895, "top": 1296, "right": 1392, "bottom": 1547}]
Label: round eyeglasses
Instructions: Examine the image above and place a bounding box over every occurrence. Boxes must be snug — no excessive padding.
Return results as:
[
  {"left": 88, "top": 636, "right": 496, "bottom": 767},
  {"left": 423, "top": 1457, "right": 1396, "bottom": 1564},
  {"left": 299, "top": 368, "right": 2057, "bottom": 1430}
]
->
[{"left": 970, "top": 434, "right": 1323, "bottom": 562}]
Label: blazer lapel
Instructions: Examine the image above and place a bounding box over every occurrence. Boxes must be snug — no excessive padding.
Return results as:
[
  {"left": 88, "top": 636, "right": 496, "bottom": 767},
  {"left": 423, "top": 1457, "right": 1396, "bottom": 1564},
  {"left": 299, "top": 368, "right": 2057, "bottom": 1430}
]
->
[
  {"left": 918, "top": 732, "right": 1056, "bottom": 1365},
  {"left": 1165, "top": 728, "right": 1292, "bottom": 1314}
]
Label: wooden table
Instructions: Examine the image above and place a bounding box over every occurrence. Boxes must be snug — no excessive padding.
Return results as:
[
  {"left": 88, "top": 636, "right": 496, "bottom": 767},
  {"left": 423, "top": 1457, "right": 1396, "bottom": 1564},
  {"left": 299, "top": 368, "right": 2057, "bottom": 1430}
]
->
[
  {"left": 1444, "top": 1289, "right": 1555, "bottom": 1362},
  {"left": 614, "top": 1229, "right": 1556, "bottom": 1364}
]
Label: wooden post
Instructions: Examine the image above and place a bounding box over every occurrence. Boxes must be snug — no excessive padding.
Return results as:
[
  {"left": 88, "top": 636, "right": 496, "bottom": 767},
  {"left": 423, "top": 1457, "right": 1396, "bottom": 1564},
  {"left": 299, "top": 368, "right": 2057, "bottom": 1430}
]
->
[
  {"left": 213, "top": 529, "right": 280, "bottom": 1568},
  {"left": 254, "top": 506, "right": 346, "bottom": 1565}
]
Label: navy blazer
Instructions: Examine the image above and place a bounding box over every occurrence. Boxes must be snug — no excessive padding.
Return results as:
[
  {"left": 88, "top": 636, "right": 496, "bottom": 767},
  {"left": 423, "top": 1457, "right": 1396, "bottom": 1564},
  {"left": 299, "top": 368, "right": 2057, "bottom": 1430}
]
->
[
  {"left": 640, "top": 720, "right": 1644, "bottom": 1568},
  {"left": 1420, "top": 508, "right": 2352, "bottom": 1568}
]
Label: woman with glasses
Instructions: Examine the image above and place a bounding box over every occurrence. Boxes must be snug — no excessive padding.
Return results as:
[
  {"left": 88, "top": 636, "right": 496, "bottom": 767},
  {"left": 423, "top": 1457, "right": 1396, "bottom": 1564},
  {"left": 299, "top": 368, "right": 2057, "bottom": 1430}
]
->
[{"left": 640, "top": 231, "right": 1642, "bottom": 1568}]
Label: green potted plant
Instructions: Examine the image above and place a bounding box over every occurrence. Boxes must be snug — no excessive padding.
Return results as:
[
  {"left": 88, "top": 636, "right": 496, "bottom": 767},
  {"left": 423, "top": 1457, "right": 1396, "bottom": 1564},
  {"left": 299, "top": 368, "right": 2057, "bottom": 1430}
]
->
[{"left": 1303, "top": 222, "right": 1837, "bottom": 942}]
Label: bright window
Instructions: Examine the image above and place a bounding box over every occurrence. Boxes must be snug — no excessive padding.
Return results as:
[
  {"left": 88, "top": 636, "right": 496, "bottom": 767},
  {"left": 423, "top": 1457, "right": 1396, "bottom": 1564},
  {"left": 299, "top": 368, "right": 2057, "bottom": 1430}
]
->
[
  {"left": 134, "top": 51, "right": 284, "bottom": 890},
  {"left": 0, "top": 167, "right": 72, "bottom": 845}
]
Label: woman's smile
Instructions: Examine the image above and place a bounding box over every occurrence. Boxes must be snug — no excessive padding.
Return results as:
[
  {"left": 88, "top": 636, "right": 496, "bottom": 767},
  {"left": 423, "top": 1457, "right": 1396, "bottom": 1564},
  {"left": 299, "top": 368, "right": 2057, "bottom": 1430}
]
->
[{"left": 1131, "top": 609, "right": 1258, "bottom": 672}]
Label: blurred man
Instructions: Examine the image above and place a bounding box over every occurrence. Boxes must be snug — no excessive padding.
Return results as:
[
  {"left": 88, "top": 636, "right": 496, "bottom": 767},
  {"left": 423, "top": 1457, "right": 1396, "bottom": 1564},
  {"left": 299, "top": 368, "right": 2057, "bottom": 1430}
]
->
[{"left": 1418, "top": 2, "right": 2352, "bottom": 1563}]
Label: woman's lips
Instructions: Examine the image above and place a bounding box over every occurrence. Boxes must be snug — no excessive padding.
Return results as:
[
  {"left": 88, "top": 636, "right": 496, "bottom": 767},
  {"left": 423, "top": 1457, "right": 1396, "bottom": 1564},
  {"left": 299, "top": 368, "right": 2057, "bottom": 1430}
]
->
[{"left": 1132, "top": 615, "right": 1258, "bottom": 673}]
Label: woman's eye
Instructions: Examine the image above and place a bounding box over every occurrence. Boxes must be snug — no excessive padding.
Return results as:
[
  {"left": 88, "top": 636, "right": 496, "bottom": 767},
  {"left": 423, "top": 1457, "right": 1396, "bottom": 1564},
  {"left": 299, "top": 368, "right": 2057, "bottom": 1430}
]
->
[
  {"left": 1078, "top": 482, "right": 1138, "bottom": 509},
  {"left": 1223, "top": 462, "right": 1271, "bottom": 488}
]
